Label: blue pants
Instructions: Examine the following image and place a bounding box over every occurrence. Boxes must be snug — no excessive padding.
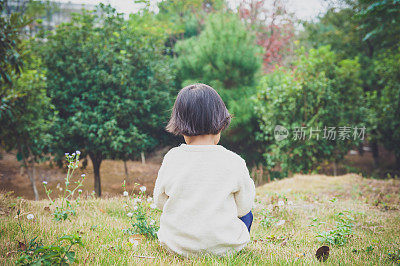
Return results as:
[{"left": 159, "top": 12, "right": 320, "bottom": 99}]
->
[{"left": 239, "top": 211, "right": 253, "bottom": 232}]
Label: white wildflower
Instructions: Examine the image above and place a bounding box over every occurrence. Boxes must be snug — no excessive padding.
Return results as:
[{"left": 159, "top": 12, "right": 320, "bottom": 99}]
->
[
  {"left": 123, "top": 191, "right": 129, "bottom": 197},
  {"left": 129, "top": 238, "right": 139, "bottom": 246},
  {"left": 42, "top": 181, "right": 48, "bottom": 185},
  {"left": 140, "top": 186, "right": 146, "bottom": 192},
  {"left": 27, "top": 214, "right": 34, "bottom": 220},
  {"left": 78, "top": 189, "right": 82, "bottom": 193},
  {"left": 81, "top": 174, "right": 86, "bottom": 177},
  {"left": 277, "top": 200, "right": 284, "bottom": 206},
  {"left": 76, "top": 150, "right": 81, "bottom": 155},
  {"left": 127, "top": 212, "right": 133, "bottom": 218}
]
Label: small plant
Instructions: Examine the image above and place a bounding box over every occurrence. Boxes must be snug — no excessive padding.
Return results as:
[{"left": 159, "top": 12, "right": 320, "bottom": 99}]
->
[
  {"left": 43, "top": 151, "right": 86, "bottom": 221},
  {"left": 316, "top": 211, "right": 354, "bottom": 246},
  {"left": 15, "top": 209, "right": 84, "bottom": 265},
  {"left": 352, "top": 245, "right": 374, "bottom": 253},
  {"left": 260, "top": 209, "right": 279, "bottom": 228},
  {"left": 329, "top": 197, "right": 338, "bottom": 203},
  {"left": 122, "top": 181, "right": 159, "bottom": 239}
]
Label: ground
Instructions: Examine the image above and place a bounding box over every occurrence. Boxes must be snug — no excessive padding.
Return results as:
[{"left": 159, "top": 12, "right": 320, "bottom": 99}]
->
[
  {"left": 0, "top": 146, "right": 397, "bottom": 201},
  {"left": 0, "top": 148, "right": 169, "bottom": 200},
  {"left": 1, "top": 173, "right": 399, "bottom": 265}
]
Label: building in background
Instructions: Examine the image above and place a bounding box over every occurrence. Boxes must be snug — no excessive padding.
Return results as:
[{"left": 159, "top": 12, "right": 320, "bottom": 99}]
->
[{"left": 4, "top": 0, "right": 96, "bottom": 35}]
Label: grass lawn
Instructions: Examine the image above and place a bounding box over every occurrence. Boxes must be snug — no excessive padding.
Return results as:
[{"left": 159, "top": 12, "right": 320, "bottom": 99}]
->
[{"left": 1, "top": 174, "right": 399, "bottom": 265}]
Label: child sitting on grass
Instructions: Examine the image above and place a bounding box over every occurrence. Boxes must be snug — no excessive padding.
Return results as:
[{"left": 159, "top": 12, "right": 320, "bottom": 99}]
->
[{"left": 153, "top": 83, "right": 255, "bottom": 257}]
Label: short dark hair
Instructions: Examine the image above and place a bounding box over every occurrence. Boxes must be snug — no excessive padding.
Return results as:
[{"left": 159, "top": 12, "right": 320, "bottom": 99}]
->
[{"left": 166, "top": 83, "right": 232, "bottom": 136}]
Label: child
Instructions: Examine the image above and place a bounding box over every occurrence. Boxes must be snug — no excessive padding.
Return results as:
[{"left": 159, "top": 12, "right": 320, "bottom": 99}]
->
[{"left": 153, "top": 83, "right": 255, "bottom": 257}]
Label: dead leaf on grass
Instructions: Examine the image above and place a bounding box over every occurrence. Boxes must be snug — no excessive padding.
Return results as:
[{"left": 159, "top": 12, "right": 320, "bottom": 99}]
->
[
  {"left": 18, "top": 241, "right": 26, "bottom": 251},
  {"left": 316, "top": 245, "right": 330, "bottom": 262}
]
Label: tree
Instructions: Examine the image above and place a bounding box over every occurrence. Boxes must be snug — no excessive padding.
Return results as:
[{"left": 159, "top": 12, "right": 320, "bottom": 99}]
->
[
  {"left": 374, "top": 48, "right": 400, "bottom": 169},
  {"left": 42, "top": 5, "right": 175, "bottom": 196},
  {"left": 157, "top": 0, "right": 226, "bottom": 55},
  {"left": 355, "top": 0, "right": 400, "bottom": 51},
  {"left": 0, "top": 0, "right": 29, "bottom": 115},
  {"left": 174, "top": 11, "right": 264, "bottom": 163},
  {"left": 355, "top": 0, "right": 400, "bottom": 169},
  {"left": 1, "top": 1, "right": 54, "bottom": 200},
  {"left": 0, "top": 42, "right": 53, "bottom": 200},
  {"left": 300, "top": 0, "right": 400, "bottom": 169},
  {"left": 254, "top": 45, "right": 366, "bottom": 176},
  {"left": 238, "top": 0, "right": 295, "bottom": 72},
  {"left": 175, "top": 12, "right": 262, "bottom": 90}
]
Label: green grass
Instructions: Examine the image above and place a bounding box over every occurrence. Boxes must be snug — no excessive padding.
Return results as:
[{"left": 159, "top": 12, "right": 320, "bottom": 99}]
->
[{"left": 1, "top": 173, "right": 399, "bottom": 265}]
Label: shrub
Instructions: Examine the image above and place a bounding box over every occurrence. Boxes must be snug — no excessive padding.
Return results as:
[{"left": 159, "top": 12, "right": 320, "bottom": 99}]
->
[{"left": 254, "top": 45, "right": 366, "bottom": 175}]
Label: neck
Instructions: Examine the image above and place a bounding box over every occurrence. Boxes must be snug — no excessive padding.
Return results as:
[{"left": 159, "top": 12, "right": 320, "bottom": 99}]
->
[{"left": 184, "top": 134, "right": 218, "bottom": 145}]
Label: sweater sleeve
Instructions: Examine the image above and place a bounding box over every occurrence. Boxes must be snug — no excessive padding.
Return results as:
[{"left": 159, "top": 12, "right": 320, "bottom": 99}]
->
[
  {"left": 234, "top": 159, "right": 256, "bottom": 218},
  {"left": 153, "top": 155, "right": 169, "bottom": 210}
]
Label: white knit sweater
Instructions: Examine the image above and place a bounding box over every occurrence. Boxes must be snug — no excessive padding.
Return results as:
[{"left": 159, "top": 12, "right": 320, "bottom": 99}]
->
[{"left": 153, "top": 143, "right": 256, "bottom": 257}]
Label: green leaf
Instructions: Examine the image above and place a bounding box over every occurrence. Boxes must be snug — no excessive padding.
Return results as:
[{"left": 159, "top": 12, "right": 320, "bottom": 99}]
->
[{"left": 66, "top": 251, "right": 76, "bottom": 263}]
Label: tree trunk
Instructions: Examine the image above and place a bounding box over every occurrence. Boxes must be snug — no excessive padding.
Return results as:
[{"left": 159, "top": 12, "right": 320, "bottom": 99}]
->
[
  {"left": 396, "top": 154, "right": 400, "bottom": 170},
  {"left": 333, "top": 161, "right": 337, "bottom": 177},
  {"left": 141, "top": 151, "right": 145, "bottom": 165},
  {"left": 358, "top": 142, "right": 364, "bottom": 156},
  {"left": 24, "top": 159, "right": 39, "bottom": 201},
  {"left": 89, "top": 153, "right": 103, "bottom": 197},
  {"left": 371, "top": 139, "right": 379, "bottom": 168},
  {"left": 124, "top": 160, "right": 129, "bottom": 184}
]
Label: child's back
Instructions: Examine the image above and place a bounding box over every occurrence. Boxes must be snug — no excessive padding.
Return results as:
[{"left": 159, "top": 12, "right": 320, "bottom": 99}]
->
[
  {"left": 154, "top": 143, "right": 255, "bottom": 257},
  {"left": 153, "top": 83, "right": 255, "bottom": 257}
]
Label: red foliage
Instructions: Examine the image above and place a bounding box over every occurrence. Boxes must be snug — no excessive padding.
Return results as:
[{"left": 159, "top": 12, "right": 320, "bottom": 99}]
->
[{"left": 238, "top": 0, "right": 295, "bottom": 72}]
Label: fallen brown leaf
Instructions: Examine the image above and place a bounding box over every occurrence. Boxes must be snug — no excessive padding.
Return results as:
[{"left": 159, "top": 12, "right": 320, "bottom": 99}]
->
[
  {"left": 316, "top": 245, "right": 330, "bottom": 262},
  {"left": 18, "top": 241, "right": 26, "bottom": 251}
]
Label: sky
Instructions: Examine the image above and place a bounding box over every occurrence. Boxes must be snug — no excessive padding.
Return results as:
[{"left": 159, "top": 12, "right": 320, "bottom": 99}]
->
[{"left": 56, "top": 0, "right": 329, "bottom": 21}]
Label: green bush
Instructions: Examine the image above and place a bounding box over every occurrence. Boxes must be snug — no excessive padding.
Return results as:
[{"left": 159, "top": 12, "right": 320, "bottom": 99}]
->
[{"left": 254, "top": 45, "right": 366, "bottom": 175}]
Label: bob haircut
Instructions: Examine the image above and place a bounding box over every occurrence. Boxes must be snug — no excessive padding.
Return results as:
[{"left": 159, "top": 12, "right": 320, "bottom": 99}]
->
[{"left": 166, "top": 83, "right": 232, "bottom": 136}]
